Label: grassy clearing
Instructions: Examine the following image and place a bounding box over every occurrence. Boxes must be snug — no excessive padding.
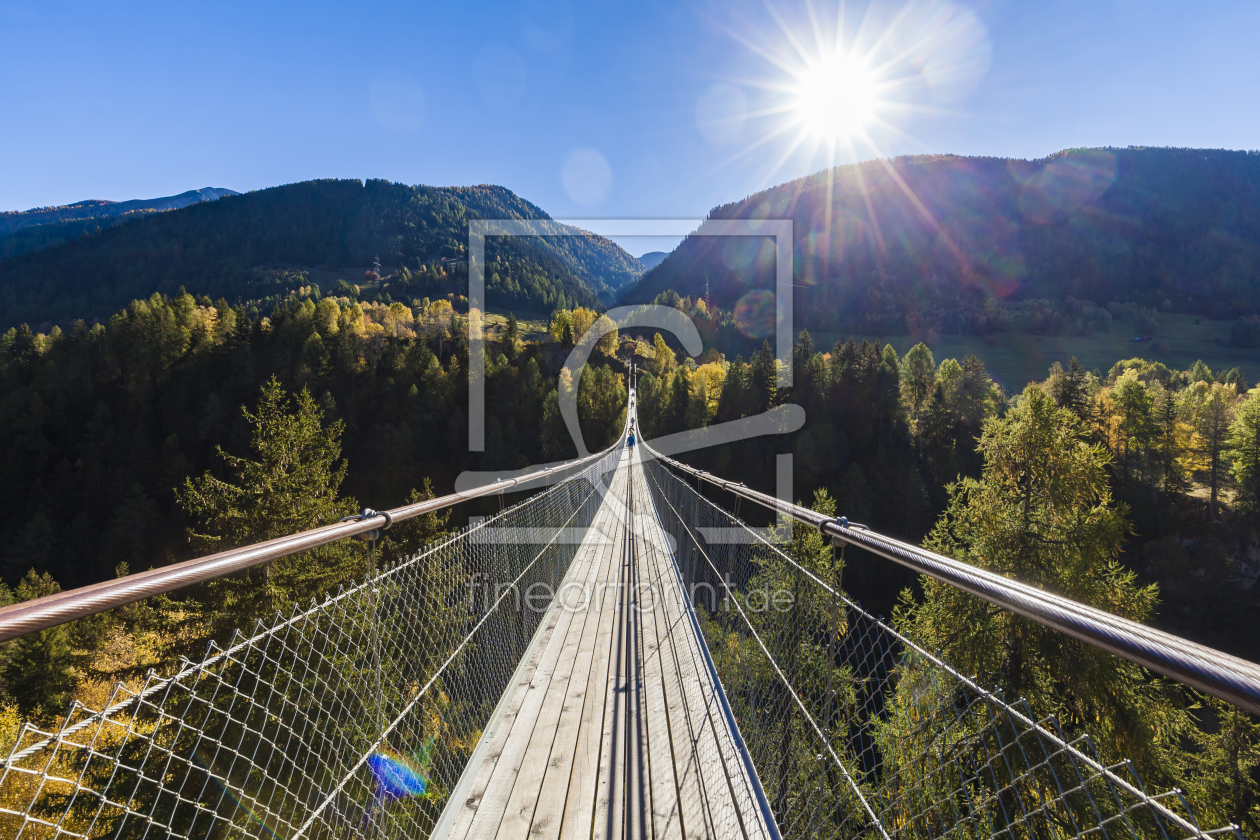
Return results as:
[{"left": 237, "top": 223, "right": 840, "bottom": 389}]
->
[
  {"left": 484, "top": 308, "right": 552, "bottom": 342},
  {"left": 813, "top": 313, "right": 1260, "bottom": 391}
]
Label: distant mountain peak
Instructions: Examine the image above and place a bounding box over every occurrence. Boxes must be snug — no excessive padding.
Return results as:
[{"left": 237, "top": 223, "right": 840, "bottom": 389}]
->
[
  {"left": 0, "top": 187, "right": 241, "bottom": 260},
  {"left": 637, "top": 251, "right": 669, "bottom": 270},
  {"left": 1, "top": 187, "right": 239, "bottom": 235}
]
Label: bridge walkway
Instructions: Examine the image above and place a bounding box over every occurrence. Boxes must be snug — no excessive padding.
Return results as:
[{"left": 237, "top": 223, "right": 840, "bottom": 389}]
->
[{"left": 436, "top": 446, "right": 773, "bottom": 840}]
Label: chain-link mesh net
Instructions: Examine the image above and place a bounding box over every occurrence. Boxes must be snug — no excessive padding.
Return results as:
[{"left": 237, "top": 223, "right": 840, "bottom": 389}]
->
[
  {"left": 0, "top": 449, "right": 621, "bottom": 840},
  {"left": 640, "top": 448, "right": 1235, "bottom": 840}
]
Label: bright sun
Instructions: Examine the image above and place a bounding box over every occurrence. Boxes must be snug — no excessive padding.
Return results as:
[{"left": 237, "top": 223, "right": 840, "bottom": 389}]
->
[{"left": 794, "top": 56, "right": 879, "bottom": 140}]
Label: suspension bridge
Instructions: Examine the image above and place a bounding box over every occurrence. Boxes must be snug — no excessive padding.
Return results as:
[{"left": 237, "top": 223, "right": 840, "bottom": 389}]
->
[{"left": 1, "top": 390, "right": 1258, "bottom": 840}]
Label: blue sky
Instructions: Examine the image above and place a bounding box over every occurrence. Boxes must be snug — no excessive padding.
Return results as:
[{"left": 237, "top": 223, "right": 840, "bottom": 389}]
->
[{"left": 1, "top": 0, "right": 1257, "bottom": 256}]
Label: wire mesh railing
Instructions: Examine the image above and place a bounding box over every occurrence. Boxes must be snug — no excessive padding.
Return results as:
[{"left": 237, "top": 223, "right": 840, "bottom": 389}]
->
[
  {"left": 0, "top": 446, "right": 622, "bottom": 840},
  {"left": 639, "top": 445, "right": 1234, "bottom": 840}
]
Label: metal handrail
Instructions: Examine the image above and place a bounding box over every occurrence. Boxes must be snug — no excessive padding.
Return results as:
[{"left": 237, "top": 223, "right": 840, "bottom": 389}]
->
[
  {"left": 644, "top": 444, "right": 1260, "bottom": 718},
  {"left": 0, "top": 450, "right": 613, "bottom": 644}
]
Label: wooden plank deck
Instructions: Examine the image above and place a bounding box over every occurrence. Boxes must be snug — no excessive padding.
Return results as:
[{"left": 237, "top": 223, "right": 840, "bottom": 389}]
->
[{"left": 437, "top": 447, "right": 774, "bottom": 840}]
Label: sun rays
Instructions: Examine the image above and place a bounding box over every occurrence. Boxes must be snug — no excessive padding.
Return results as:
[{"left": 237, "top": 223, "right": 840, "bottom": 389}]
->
[{"left": 696, "top": 0, "right": 990, "bottom": 200}]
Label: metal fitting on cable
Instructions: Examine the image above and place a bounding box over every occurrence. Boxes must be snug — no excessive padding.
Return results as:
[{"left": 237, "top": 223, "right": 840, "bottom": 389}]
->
[
  {"left": 829, "top": 516, "right": 870, "bottom": 532},
  {"left": 341, "top": 508, "right": 394, "bottom": 542}
]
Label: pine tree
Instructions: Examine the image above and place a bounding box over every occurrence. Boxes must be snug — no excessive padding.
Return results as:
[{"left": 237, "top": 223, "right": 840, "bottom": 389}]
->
[
  {"left": 792, "top": 328, "right": 814, "bottom": 377},
  {"left": 1050, "top": 356, "right": 1091, "bottom": 422},
  {"left": 899, "top": 342, "right": 935, "bottom": 425},
  {"left": 1183, "top": 696, "right": 1260, "bottom": 833},
  {"left": 1188, "top": 359, "right": 1214, "bottom": 384},
  {"left": 716, "top": 355, "right": 746, "bottom": 423},
  {"left": 503, "top": 312, "right": 519, "bottom": 360},
  {"left": 1112, "top": 369, "right": 1154, "bottom": 480},
  {"left": 3, "top": 570, "right": 75, "bottom": 718},
  {"left": 650, "top": 333, "right": 677, "bottom": 377},
  {"left": 749, "top": 340, "right": 778, "bottom": 413},
  {"left": 1152, "top": 384, "right": 1186, "bottom": 493},
  {"left": 176, "top": 377, "right": 360, "bottom": 634}
]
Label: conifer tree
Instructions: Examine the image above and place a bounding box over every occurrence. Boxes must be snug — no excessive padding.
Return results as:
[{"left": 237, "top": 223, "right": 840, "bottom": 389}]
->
[
  {"left": 503, "top": 312, "right": 519, "bottom": 360},
  {"left": 3, "top": 570, "right": 74, "bottom": 718},
  {"left": 716, "top": 355, "right": 746, "bottom": 424},
  {"left": 749, "top": 340, "right": 778, "bottom": 413},
  {"left": 1183, "top": 696, "right": 1260, "bottom": 833},
  {"left": 650, "top": 333, "right": 677, "bottom": 377},
  {"left": 176, "top": 377, "right": 360, "bottom": 633},
  {"left": 899, "top": 342, "right": 935, "bottom": 425},
  {"left": 1152, "top": 384, "right": 1186, "bottom": 493}
]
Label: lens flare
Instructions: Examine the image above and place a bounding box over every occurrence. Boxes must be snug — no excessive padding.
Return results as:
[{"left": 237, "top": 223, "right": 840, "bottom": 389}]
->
[
  {"left": 734, "top": 290, "right": 777, "bottom": 338},
  {"left": 369, "top": 742, "right": 433, "bottom": 802}
]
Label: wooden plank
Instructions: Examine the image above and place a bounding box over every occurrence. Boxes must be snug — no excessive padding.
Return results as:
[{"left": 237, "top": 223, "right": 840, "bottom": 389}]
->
[
  {"left": 443, "top": 447, "right": 782, "bottom": 840},
  {"left": 635, "top": 460, "right": 723, "bottom": 840},
  {"left": 448, "top": 475, "right": 622, "bottom": 840},
  {"left": 624, "top": 497, "right": 649, "bottom": 840},
  {"left": 556, "top": 468, "right": 626, "bottom": 840},
  {"left": 654, "top": 475, "right": 777, "bottom": 840},
  {"left": 647, "top": 520, "right": 749, "bottom": 840},
  {"left": 533, "top": 473, "right": 622, "bottom": 840},
  {"left": 591, "top": 488, "right": 632, "bottom": 840},
  {"left": 466, "top": 520, "right": 610, "bottom": 839},
  {"left": 631, "top": 460, "right": 759, "bottom": 840},
  {"left": 637, "top": 513, "right": 688, "bottom": 839},
  {"left": 491, "top": 529, "right": 610, "bottom": 840},
  {"left": 443, "top": 604, "right": 565, "bottom": 840},
  {"left": 635, "top": 475, "right": 713, "bottom": 840},
  {"left": 640, "top": 463, "right": 730, "bottom": 836},
  {"left": 499, "top": 466, "right": 625, "bottom": 840}
]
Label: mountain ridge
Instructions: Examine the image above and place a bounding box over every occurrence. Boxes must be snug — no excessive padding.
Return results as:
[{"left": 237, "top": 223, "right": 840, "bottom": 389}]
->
[
  {"left": 0, "top": 187, "right": 240, "bottom": 235},
  {"left": 0, "top": 179, "right": 644, "bottom": 328},
  {"left": 0, "top": 187, "right": 241, "bottom": 262},
  {"left": 621, "top": 147, "right": 1260, "bottom": 330}
]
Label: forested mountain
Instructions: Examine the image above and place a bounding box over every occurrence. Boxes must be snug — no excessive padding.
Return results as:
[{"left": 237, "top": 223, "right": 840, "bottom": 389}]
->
[
  {"left": 0, "top": 179, "right": 645, "bottom": 328},
  {"left": 622, "top": 147, "right": 1260, "bottom": 331},
  {"left": 0, "top": 188, "right": 239, "bottom": 260}
]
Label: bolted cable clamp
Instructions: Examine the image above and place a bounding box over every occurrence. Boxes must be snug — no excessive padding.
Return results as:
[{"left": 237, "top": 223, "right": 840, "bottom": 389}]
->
[
  {"left": 822, "top": 516, "right": 871, "bottom": 541},
  {"left": 341, "top": 508, "right": 394, "bottom": 542}
]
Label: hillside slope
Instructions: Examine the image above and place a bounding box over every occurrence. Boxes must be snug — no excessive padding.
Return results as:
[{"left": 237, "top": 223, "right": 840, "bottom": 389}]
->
[
  {"left": 622, "top": 148, "right": 1260, "bottom": 331},
  {"left": 0, "top": 179, "right": 644, "bottom": 328}
]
